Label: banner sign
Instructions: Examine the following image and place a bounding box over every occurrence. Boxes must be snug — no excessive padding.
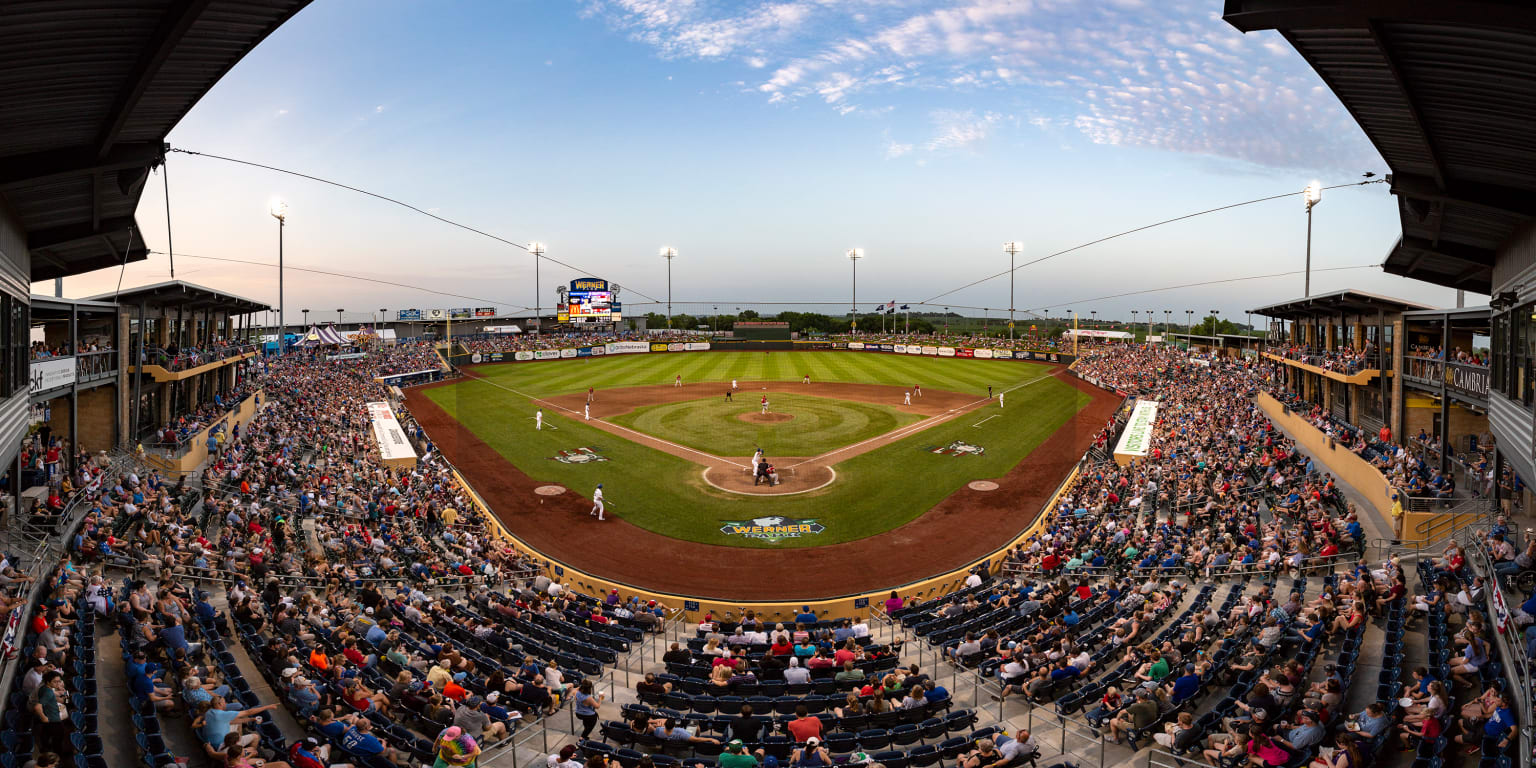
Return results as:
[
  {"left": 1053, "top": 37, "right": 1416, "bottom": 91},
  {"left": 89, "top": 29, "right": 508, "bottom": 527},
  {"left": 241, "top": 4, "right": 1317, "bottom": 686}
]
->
[
  {"left": 922, "top": 346, "right": 939, "bottom": 356},
  {"left": 938, "top": 346, "right": 956, "bottom": 357},
  {"left": 907, "top": 345, "right": 923, "bottom": 355},
  {"left": 651, "top": 343, "right": 670, "bottom": 352},
  {"left": 559, "top": 348, "right": 577, "bottom": 358},
  {"left": 486, "top": 352, "right": 504, "bottom": 362},
  {"left": 484, "top": 325, "right": 521, "bottom": 334},
  {"left": 515, "top": 351, "right": 535, "bottom": 361},
  {"left": 570, "top": 278, "right": 609, "bottom": 292},
  {"left": 448, "top": 308, "right": 472, "bottom": 320},
  {"left": 474, "top": 307, "right": 496, "bottom": 317},
  {"left": 29, "top": 357, "right": 76, "bottom": 394},
  {"left": 832, "top": 342, "right": 848, "bottom": 350},
  {"left": 879, "top": 344, "right": 895, "bottom": 352},
  {"left": 426, "top": 309, "right": 446, "bottom": 320},
  {"left": 0, "top": 606, "right": 20, "bottom": 663},
  {"left": 396, "top": 309, "right": 422, "bottom": 321},
  {"left": 606, "top": 341, "right": 651, "bottom": 355},
  {"left": 974, "top": 349, "right": 993, "bottom": 359},
  {"left": 894, "top": 344, "right": 907, "bottom": 354},
  {"left": 955, "top": 348, "right": 974, "bottom": 358},
  {"left": 366, "top": 401, "right": 418, "bottom": 468},
  {"left": 1113, "top": 399, "right": 1160, "bottom": 465},
  {"left": 848, "top": 342, "right": 865, "bottom": 350},
  {"left": 685, "top": 342, "right": 711, "bottom": 351},
  {"left": 575, "top": 346, "right": 593, "bottom": 357},
  {"left": 1449, "top": 362, "right": 1490, "bottom": 398},
  {"left": 326, "top": 352, "right": 368, "bottom": 361},
  {"left": 534, "top": 350, "right": 561, "bottom": 360}
]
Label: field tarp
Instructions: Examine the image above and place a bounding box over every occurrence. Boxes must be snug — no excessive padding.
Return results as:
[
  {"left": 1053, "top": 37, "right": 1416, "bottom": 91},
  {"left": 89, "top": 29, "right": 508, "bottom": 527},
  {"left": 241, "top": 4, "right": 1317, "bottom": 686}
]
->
[{"left": 1113, "top": 399, "right": 1159, "bottom": 465}]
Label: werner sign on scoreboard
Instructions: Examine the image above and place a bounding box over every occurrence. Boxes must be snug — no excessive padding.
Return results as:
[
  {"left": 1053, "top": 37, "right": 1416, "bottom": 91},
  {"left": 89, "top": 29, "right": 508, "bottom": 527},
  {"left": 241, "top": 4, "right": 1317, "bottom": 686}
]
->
[
  {"left": 1113, "top": 399, "right": 1159, "bottom": 466},
  {"left": 366, "top": 401, "right": 418, "bottom": 468}
]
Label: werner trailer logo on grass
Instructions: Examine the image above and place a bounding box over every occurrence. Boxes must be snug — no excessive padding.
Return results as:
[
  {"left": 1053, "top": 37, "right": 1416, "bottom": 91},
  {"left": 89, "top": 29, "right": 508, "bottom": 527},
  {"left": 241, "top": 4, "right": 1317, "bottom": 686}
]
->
[
  {"left": 1113, "top": 399, "right": 1159, "bottom": 465},
  {"left": 720, "top": 516, "right": 826, "bottom": 542}
]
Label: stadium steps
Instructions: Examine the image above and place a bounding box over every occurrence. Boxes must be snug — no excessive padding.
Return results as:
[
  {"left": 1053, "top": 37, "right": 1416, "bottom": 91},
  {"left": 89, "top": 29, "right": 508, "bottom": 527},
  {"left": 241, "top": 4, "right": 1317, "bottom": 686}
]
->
[{"left": 94, "top": 616, "right": 141, "bottom": 768}]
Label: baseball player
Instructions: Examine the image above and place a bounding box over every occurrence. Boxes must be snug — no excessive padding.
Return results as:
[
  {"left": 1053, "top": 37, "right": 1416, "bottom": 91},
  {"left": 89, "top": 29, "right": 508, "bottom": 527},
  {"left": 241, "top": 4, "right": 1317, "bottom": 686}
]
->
[
  {"left": 999, "top": 392, "right": 1005, "bottom": 409},
  {"left": 904, "top": 391, "right": 911, "bottom": 405},
  {"left": 674, "top": 374, "right": 682, "bottom": 388},
  {"left": 988, "top": 385, "right": 993, "bottom": 398},
  {"left": 760, "top": 394, "right": 769, "bottom": 414},
  {"left": 535, "top": 409, "right": 543, "bottom": 430},
  {"left": 802, "top": 373, "right": 810, "bottom": 384},
  {"left": 725, "top": 389, "right": 733, "bottom": 402},
  {"left": 591, "top": 484, "right": 605, "bottom": 520},
  {"left": 584, "top": 403, "right": 590, "bottom": 420},
  {"left": 731, "top": 379, "right": 738, "bottom": 390},
  {"left": 915, "top": 384, "right": 922, "bottom": 397},
  {"left": 587, "top": 387, "right": 594, "bottom": 404}
]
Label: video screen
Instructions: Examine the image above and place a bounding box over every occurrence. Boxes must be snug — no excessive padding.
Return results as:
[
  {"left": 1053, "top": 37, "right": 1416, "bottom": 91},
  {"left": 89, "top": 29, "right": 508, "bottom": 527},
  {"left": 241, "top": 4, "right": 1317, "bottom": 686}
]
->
[{"left": 568, "top": 290, "right": 613, "bottom": 320}]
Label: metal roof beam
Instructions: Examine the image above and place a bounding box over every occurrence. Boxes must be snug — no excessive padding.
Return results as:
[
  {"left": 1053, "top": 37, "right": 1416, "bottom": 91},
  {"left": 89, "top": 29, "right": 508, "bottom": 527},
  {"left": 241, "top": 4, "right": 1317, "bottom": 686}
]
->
[
  {"left": 1224, "top": 0, "right": 1536, "bottom": 33},
  {"left": 0, "top": 142, "right": 164, "bottom": 189},
  {"left": 1392, "top": 173, "right": 1536, "bottom": 218},
  {"left": 93, "top": 0, "right": 216, "bottom": 157},
  {"left": 1398, "top": 235, "right": 1496, "bottom": 266},
  {"left": 27, "top": 216, "right": 138, "bottom": 250},
  {"left": 1366, "top": 21, "right": 1446, "bottom": 189}
]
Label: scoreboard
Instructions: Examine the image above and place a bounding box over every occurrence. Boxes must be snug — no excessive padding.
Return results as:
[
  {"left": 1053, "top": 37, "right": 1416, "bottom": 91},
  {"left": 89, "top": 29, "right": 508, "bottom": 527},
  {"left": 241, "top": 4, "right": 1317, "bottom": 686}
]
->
[{"left": 565, "top": 278, "right": 622, "bottom": 324}]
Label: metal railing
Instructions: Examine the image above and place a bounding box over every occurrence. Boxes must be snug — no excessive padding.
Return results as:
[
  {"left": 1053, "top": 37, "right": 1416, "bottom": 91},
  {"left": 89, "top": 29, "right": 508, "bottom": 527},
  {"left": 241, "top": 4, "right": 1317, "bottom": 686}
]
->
[{"left": 75, "top": 349, "right": 118, "bottom": 383}]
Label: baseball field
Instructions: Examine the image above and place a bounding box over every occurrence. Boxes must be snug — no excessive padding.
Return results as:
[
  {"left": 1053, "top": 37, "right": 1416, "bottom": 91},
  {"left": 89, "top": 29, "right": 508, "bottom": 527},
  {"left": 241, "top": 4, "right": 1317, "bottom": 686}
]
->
[{"left": 410, "top": 351, "right": 1093, "bottom": 549}]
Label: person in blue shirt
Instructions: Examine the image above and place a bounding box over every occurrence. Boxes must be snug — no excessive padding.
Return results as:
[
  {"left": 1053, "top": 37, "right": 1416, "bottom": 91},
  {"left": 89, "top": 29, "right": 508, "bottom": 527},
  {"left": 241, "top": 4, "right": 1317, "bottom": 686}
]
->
[
  {"left": 196, "top": 697, "right": 278, "bottom": 750},
  {"left": 923, "top": 680, "right": 949, "bottom": 703},
  {"left": 795, "top": 606, "right": 818, "bottom": 624},
  {"left": 1061, "top": 609, "right": 1080, "bottom": 626},
  {"left": 1169, "top": 665, "right": 1201, "bottom": 705}
]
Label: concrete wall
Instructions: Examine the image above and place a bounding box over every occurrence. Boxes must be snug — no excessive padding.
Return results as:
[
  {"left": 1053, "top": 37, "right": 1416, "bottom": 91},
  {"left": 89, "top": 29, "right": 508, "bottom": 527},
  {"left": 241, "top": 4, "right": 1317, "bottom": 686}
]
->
[{"left": 77, "top": 385, "right": 117, "bottom": 452}]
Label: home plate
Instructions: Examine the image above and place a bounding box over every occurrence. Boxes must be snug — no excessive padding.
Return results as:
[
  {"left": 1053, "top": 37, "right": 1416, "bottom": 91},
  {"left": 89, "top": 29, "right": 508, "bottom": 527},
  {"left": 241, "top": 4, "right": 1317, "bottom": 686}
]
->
[
  {"left": 535, "top": 485, "right": 566, "bottom": 496},
  {"left": 968, "top": 481, "right": 999, "bottom": 491}
]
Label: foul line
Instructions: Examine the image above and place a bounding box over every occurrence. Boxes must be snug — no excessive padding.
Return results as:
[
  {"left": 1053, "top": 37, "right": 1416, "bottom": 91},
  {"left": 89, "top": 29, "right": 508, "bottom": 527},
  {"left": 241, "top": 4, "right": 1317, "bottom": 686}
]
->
[
  {"left": 783, "top": 370, "right": 1064, "bottom": 469},
  {"left": 972, "top": 415, "right": 1000, "bottom": 428},
  {"left": 463, "top": 375, "right": 748, "bottom": 469}
]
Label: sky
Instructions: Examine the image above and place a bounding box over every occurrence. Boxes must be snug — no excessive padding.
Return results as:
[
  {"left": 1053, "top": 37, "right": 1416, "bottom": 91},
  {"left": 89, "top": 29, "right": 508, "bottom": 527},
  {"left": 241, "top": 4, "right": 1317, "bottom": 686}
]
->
[{"left": 43, "top": 0, "right": 1479, "bottom": 327}]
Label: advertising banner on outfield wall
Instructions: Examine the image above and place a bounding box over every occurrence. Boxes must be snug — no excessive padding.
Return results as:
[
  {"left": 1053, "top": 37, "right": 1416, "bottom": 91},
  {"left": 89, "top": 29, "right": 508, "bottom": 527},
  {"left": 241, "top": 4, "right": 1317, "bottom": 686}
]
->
[
  {"left": 922, "top": 346, "right": 938, "bottom": 355},
  {"left": 938, "top": 347, "right": 956, "bottom": 357},
  {"left": 847, "top": 342, "right": 865, "bottom": 350},
  {"left": 650, "top": 343, "right": 670, "bottom": 352},
  {"left": 668, "top": 343, "right": 686, "bottom": 352},
  {"left": 534, "top": 350, "right": 561, "bottom": 360},
  {"left": 832, "top": 342, "right": 848, "bottom": 349},
  {"left": 576, "top": 347, "right": 592, "bottom": 357},
  {"left": 972, "top": 349, "right": 993, "bottom": 359},
  {"left": 1113, "top": 399, "right": 1159, "bottom": 466},
  {"left": 685, "top": 342, "right": 711, "bottom": 351},
  {"left": 606, "top": 342, "right": 650, "bottom": 355},
  {"left": 955, "top": 348, "right": 974, "bottom": 358},
  {"left": 560, "top": 348, "right": 577, "bottom": 358},
  {"left": 894, "top": 344, "right": 907, "bottom": 354},
  {"left": 515, "top": 351, "right": 534, "bottom": 361},
  {"left": 879, "top": 344, "right": 895, "bottom": 352}
]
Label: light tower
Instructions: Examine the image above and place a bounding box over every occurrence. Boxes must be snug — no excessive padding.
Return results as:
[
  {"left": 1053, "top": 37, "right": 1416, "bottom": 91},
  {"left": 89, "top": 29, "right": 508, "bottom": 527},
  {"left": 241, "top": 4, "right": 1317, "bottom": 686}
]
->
[
  {"left": 1004, "top": 242, "right": 1022, "bottom": 341},
  {"left": 1303, "top": 181, "right": 1322, "bottom": 297},
  {"left": 659, "top": 246, "right": 678, "bottom": 328},
  {"left": 846, "top": 249, "right": 864, "bottom": 332}
]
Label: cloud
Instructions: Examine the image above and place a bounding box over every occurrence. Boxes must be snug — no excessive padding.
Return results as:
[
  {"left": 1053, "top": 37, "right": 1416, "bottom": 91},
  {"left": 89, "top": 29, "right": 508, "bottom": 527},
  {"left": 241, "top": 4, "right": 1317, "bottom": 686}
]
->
[
  {"left": 374, "top": 105, "right": 385, "bottom": 114},
  {"left": 583, "top": 0, "right": 1379, "bottom": 172},
  {"left": 924, "top": 109, "right": 1000, "bottom": 151},
  {"left": 884, "top": 140, "right": 914, "bottom": 159},
  {"left": 276, "top": 109, "right": 289, "bottom": 116}
]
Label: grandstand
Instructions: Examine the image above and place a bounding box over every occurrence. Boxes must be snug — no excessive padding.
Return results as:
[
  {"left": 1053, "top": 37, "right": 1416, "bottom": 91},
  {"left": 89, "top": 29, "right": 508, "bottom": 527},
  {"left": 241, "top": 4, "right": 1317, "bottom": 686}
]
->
[{"left": 1, "top": 3, "right": 1534, "bottom": 768}]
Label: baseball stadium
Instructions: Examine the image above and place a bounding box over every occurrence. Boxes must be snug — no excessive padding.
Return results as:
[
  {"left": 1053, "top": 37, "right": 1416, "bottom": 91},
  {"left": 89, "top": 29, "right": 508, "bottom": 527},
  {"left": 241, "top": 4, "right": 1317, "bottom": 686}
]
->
[{"left": 1, "top": 4, "right": 1534, "bottom": 768}]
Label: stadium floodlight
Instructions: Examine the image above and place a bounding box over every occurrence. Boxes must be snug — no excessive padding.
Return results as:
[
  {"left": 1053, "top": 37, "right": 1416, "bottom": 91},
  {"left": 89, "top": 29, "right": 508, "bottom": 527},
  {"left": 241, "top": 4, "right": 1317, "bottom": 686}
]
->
[
  {"left": 660, "top": 247, "right": 678, "bottom": 328},
  {"left": 846, "top": 249, "right": 864, "bottom": 332},
  {"left": 269, "top": 198, "right": 287, "bottom": 343},
  {"left": 302, "top": 309, "right": 310, "bottom": 328},
  {"left": 336, "top": 309, "right": 344, "bottom": 328},
  {"left": 528, "top": 242, "right": 546, "bottom": 329},
  {"left": 1303, "top": 181, "right": 1322, "bottom": 297},
  {"left": 1004, "top": 242, "right": 1022, "bottom": 341}
]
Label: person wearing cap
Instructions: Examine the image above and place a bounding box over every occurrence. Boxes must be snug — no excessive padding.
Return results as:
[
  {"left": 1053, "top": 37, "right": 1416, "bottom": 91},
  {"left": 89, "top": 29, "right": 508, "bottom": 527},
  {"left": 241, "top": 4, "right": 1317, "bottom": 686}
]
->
[
  {"left": 718, "top": 740, "right": 766, "bottom": 768},
  {"left": 1170, "top": 664, "right": 1202, "bottom": 705},
  {"left": 790, "top": 737, "right": 831, "bottom": 768},
  {"left": 454, "top": 694, "right": 508, "bottom": 741}
]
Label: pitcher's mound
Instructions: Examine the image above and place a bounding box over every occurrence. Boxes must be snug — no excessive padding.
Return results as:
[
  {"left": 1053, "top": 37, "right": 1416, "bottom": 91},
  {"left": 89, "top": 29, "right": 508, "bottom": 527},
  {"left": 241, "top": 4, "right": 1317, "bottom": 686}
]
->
[{"left": 738, "top": 412, "right": 794, "bottom": 424}]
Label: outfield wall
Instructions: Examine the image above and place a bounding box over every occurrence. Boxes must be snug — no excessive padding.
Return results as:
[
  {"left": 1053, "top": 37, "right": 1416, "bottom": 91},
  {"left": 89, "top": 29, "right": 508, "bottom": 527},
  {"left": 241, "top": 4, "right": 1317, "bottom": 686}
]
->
[
  {"left": 431, "top": 370, "right": 1105, "bottom": 623},
  {"left": 448, "top": 340, "right": 1077, "bottom": 367}
]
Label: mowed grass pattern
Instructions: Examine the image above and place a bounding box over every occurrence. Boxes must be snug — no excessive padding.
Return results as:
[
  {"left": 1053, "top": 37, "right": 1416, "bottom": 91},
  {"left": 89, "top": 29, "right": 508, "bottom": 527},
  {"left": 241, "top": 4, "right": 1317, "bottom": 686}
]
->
[
  {"left": 425, "top": 352, "right": 1089, "bottom": 548},
  {"left": 469, "top": 350, "right": 1041, "bottom": 398},
  {"left": 607, "top": 393, "right": 922, "bottom": 457}
]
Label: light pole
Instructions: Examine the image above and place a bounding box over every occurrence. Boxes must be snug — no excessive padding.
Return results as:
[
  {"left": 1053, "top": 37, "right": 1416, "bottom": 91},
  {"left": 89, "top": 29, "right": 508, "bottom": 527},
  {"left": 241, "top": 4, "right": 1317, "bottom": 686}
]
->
[
  {"left": 1147, "top": 309, "right": 1155, "bottom": 342},
  {"left": 269, "top": 198, "right": 287, "bottom": 347},
  {"left": 1186, "top": 310, "right": 1194, "bottom": 336},
  {"left": 1209, "top": 310, "right": 1220, "bottom": 339},
  {"left": 336, "top": 309, "right": 344, "bottom": 329},
  {"left": 1004, "top": 242, "right": 1021, "bottom": 341},
  {"left": 1303, "top": 181, "right": 1322, "bottom": 297},
  {"left": 659, "top": 247, "right": 677, "bottom": 328},
  {"left": 528, "top": 242, "right": 546, "bottom": 330},
  {"left": 1131, "top": 310, "right": 1139, "bottom": 330},
  {"left": 846, "top": 249, "right": 864, "bottom": 332},
  {"left": 713, "top": 305, "right": 718, "bottom": 333},
  {"left": 379, "top": 308, "right": 387, "bottom": 329},
  {"left": 302, "top": 309, "right": 309, "bottom": 328}
]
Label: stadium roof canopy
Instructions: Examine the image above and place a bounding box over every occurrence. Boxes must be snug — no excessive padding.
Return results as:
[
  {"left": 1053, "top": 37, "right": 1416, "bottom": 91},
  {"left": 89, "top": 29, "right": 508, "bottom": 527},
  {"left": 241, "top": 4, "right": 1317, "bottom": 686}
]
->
[
  {"left": 0, "top": 0, "right": 311, "bottom": 283},
  {"left": 1248, "top": 288, "right": 1433, "bottom": 319},
  {"left": 84, "top": 279, "right": 269, "bottom": 313},
  {"left": 1224, "top": 1, "right": 1536, "bottom": 296}
]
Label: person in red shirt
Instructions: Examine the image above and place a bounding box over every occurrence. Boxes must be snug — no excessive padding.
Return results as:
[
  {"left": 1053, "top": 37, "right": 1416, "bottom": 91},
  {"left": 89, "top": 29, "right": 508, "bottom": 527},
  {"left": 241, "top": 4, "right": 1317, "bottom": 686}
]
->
[
  {"left": 832, "top": 642, "right": 857, "bottom": 666},
  {"left": 786, "top": 706, "right": 822, "bottom": 742}
]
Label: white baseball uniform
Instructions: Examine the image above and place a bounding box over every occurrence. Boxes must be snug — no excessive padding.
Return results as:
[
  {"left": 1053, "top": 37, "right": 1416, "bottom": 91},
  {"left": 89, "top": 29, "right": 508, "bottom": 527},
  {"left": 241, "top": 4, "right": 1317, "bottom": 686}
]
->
[
  {"left": 591, "top": 487, "right": 604, "bottom": 519},
  {"left": 999, "top": 393, "right": 1004, "bottom": 409},
  {"left": 904, "top": 392, "right": 911, "bottom": 405},
  {"left": 732, "top": 379, "right": 738, "bottom": 390},
  {"left": 536, "top": 410, "right": 543, "bottom": 430},
  {"left": 584, "top": 404, "right": 590, "bottom": 420}
]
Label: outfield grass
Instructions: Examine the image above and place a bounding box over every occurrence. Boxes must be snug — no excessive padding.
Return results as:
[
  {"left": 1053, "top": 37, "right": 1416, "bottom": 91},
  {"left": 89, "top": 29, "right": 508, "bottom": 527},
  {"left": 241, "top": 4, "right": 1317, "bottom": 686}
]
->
[
  {"left": 468, "top": 350, "right": 1039, "bottom": 398},
  {"left": 424, "top": 351, "right": 1089, "bottom": 548},
  {"left": 606, "top": 392, "right": 922, "bottom": 457}
]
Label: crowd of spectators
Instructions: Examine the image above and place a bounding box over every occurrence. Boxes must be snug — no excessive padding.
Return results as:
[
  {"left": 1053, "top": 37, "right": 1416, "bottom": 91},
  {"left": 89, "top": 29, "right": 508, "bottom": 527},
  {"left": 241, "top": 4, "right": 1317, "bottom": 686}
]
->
[
  {"left": 461, "top": 330, "right": 710, "bottom": 355},
  {"left": 1264, "top": 344, "right": 1378, "bottom": 375}
]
